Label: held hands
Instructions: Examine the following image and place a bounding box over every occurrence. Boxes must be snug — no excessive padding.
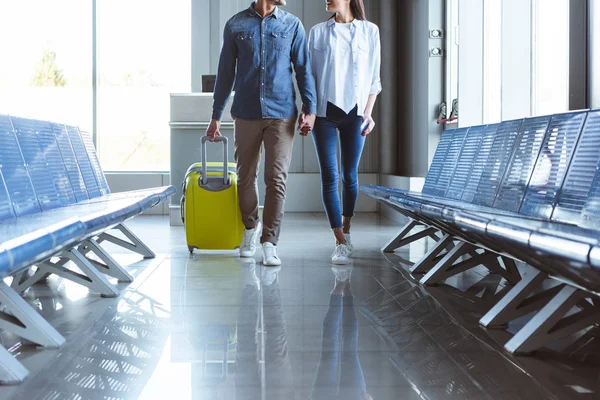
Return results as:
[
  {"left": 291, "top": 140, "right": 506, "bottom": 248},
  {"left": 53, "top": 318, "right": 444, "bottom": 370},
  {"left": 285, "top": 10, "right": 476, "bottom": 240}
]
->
[
  {"left": 206, "top": 120, "right": 222, "bottom": 141},
  {"left": 297, "top": 113, "right": 316, "bottom": 136},
  {"left": 362, "top": 114, "right": 375, "bottom": 136}
]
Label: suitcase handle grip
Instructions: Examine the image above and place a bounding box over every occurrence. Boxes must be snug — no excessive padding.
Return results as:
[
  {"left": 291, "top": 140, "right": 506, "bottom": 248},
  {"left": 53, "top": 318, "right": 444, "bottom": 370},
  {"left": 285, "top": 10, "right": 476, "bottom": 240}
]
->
[{"left": 201, "top": 136, "right": 230, "bottom": 186}]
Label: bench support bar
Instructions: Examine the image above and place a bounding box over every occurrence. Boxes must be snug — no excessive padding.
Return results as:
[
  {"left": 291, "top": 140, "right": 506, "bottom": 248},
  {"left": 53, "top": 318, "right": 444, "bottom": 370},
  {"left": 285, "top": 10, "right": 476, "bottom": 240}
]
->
[
  {"left": 97, "top": 224, "right": 155, "bottom": 259},
  {"left": 480, "top": 269, "right": 553, "bottom": 328},
  {"left": 34, "top": 249, "right": 120, "bottom": 298},
  {"left": 410, "top": 234, "right": 455, "bottom": 274},
  {"left": 0, "top": 282, "right": 66, "bottom": 348},
  {"left": 78, "top": 239, "right": 134, "bottom": 283},
  {"left": 0, "top": 345, "right": 29, "bottom": 385},
  {"left": 505, "top": 285, "right": 600, "bottom": 354},
  {"left": 382, "top": 220, "right": 440, "bottom": 253},
  {"left": 419, "top": 241, "right": 522, "bottom": 286}
]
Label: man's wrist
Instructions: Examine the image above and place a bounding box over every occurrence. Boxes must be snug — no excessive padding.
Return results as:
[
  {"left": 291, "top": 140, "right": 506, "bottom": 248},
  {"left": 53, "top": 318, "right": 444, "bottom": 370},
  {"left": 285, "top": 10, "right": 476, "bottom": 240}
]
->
[
  {"left": 303, "top": 104, "right": 316, "bottom": 115},
  {"left": 211, "top": 110, "right": 224, "bottom": 121}
]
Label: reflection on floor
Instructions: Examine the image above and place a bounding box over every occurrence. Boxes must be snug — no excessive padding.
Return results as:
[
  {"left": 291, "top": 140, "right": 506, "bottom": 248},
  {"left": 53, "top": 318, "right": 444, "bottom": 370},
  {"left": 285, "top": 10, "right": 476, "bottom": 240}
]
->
[{"left": 1, "top": 214, "right": 599, "bottom": 399}]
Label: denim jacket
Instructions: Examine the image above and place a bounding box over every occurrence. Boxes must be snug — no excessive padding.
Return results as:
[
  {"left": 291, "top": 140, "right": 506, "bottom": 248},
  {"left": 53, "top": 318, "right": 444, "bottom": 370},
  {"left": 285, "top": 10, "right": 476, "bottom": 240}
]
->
[{"left": 212, "top": 3, "right": 317, "bottom": 121}]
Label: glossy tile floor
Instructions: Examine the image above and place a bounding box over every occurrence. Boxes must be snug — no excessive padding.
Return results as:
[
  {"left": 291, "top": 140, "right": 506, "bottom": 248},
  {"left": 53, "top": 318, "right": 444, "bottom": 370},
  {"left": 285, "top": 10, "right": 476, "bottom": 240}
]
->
[{"left": 1, "top": 213, "right": 600, "bottom": 400}]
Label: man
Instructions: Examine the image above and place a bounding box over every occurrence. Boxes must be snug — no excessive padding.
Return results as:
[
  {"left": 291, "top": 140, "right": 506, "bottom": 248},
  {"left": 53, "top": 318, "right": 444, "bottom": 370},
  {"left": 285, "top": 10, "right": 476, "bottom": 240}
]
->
[{"left": 207, "top": 0, "right": 317, "bottom": 266}]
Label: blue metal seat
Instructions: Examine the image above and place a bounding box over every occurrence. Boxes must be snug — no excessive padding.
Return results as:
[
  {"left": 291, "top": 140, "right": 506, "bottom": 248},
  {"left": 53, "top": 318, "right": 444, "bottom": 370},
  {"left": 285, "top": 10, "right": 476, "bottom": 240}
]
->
[
  {"left": 68, "top": 128, "right": 173, "bottom": 210},
  {"left": 448, "top": 111, "right": 600, "bottom": 283},
  {"left": 0, "top": 114, "right": 177, "bottom": 383},
  {"left": 364, "top": 118, "right": 527, "bottom": 220}
]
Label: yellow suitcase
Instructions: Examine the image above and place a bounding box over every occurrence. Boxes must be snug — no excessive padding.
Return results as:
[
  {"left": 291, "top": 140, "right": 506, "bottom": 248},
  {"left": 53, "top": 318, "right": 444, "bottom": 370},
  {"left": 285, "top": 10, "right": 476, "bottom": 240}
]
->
[{"left": 181, "top": 136, "right": 244, "bottom": 253}]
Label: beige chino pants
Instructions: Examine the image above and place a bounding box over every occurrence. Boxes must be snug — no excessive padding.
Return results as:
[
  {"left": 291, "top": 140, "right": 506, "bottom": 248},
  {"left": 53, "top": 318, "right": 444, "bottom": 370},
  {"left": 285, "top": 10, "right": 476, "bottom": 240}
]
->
[{"left": 234, "top": 117, "right": 296, "bottom": 245}]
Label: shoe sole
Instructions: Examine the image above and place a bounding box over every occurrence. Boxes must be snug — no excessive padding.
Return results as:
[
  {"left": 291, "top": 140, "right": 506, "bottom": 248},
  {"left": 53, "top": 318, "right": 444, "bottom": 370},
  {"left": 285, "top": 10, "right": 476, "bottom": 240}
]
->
[
  {"left": 240, "top": 250, "right": 256, "bottom": 258},
  {"left": 331, "top": 258, "right": 351, "bottom": 265},
  {"left": 262, "top": 259, "right": 282, "bottom": 267}
]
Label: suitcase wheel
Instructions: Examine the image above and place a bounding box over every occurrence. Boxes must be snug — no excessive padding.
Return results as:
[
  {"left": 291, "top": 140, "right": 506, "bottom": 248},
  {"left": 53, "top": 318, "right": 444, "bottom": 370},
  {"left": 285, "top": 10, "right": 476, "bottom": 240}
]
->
[{"left": 188, "top": 246, "right": 194, "bottom": 255}]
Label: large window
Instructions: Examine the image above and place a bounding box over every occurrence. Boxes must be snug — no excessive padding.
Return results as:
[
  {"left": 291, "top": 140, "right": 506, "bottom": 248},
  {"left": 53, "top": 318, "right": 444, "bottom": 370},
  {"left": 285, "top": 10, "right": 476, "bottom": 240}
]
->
[
  {"left": 0, "top": 1, "right": 190, "bottom": 173},
  {"left": 454, "top": 0, "right": 573, "bottom": 124},
  {"left": 532, "top": 0, "right": 570, "bottom": 116},
  {"left": 483, "top": 0, "right": 502, "bottom": 124},
  {"left": 0, "top": 0, "right": 92, "bottom": 131},
  {"left": 97, "top": 0, "right": 191, "bottom": 172}
]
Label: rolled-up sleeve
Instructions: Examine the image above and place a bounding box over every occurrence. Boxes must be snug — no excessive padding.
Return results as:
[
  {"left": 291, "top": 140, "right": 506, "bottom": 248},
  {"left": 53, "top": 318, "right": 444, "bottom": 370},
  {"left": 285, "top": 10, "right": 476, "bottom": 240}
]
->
[
  {"left": 291, "top": 21, "right": 317, "bottom": 115},
  {"left": 212, "top": 20, "right": 237, "bottom": 121},
  {"left": 370, "top": 26, "right": 382, "bottom": 95}
]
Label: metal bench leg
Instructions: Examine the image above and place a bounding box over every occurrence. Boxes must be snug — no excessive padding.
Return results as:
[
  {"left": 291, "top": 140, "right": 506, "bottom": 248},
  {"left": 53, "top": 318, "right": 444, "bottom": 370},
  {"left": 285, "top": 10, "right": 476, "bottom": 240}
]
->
[
  {"left": 479, "top": 269, "right": 560, "bottom": 329},
  {"left": 0, "top": 282, "right": 65, "bottom": 348},
  {"left": 78, "top": 239, "right": 134, "bottom": 283},
  {"left": 419, "top": 242, "right": 523, "bottom": 287},
  {"left": 0, "top": 345, "right": 29, "bottom": 385},
  {"left": 35, "top": 249, "right": 120, "bottom": 298},
  {"left": 419, "top": 242, "right": 484, "bottom": 285},
  {"left": 382, "top": 220, "right": 439, "bottom": 253},
  {"left": 505, "top": 286, "right": 600, "bottom": 355},
  {"left": 97, "top": 223, "right": 155, "bottom": 259},
  {"left": 410, "top": 234, "right": 455, "bottom": 274}
]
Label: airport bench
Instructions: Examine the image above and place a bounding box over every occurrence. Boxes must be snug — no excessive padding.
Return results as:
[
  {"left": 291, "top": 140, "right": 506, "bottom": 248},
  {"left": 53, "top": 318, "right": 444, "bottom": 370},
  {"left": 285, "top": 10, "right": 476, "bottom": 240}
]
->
[
  {"left": 0, "top": 114, "right": 175, "bottom": 383},
  {"left": 361, "top": 109, "right": 600, "bottom": 354}
]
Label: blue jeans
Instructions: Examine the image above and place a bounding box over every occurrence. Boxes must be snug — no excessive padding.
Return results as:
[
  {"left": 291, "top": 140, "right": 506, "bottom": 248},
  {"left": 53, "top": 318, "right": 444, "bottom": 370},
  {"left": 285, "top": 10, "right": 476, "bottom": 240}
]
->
[
  {"left": 312, "top": 103, "right": 366, "bottom": 229},
  {"left": 311, "top": 295, "right": 367, "bottom": 400}
]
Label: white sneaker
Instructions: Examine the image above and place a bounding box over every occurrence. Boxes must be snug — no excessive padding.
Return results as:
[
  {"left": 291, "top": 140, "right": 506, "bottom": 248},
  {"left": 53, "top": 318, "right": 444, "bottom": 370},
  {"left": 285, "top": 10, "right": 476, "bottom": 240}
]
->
[
  {"left": 261, "top": 265, "right": 282, "bottom": 286},
  {"left": 262, "top": 242, "right": 282, "bottom": 266},
  {"left": 332, "top": 265, "right": 353, "bottom": 282},
  {"left": 331, "top": 244, "right": 351, "bottom": 265},
  {"left": 344, "top": 234, "right": 354, "bottom": 255},
  {"left": 240, "top": 222, "right": 262, "bottom": 258},
  {"left": 241, "top": 259, "right": 260, "bottom": 288}
]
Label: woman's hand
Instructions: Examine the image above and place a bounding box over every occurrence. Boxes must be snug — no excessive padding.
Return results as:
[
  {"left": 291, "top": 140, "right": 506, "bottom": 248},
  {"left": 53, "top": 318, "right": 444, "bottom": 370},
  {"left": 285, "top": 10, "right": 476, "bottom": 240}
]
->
[{"left": 362, "top": 114, "right": 375, "bottom": 136}]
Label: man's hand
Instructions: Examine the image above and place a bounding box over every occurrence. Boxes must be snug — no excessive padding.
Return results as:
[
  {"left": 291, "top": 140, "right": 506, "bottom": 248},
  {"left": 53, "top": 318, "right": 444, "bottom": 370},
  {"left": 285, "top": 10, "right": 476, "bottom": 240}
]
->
[
  {"left": 298, "top": 113, "right": 316, "bottom": 136},
  {"left": 362, "top": 114, "right": 376, "bottom": 136},
  {"left": 206, "top": 120, "right": 222, "bottom": 141}
]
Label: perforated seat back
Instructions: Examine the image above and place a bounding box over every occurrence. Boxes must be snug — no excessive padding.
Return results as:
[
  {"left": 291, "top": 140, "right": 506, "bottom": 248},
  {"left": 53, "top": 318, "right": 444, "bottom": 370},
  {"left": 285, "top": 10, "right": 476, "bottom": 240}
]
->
[
  {"left": 460, "top": 124, "right": 501, "bottom": 203},
  {"left": 493, "top": 116, "right": 552, "bottom": 212},
  {"left": 12, "top": 117, "right": 63, "bottom": 211},
  {"left": 65, "top": 126, "right": 102, "bottom": 199},
  {"left": 0, "top": 116, "right": 40, "bottom": 217},
  {"left": 34, "top": 120, "right": 77, "bottom": 206},
  {"left": 0, "top": 170, "right": 16, "bottom": 222},
  {"left": 53, "top": 123, "right": 89, "bottom": 202},
  {"left": 520, "top": 111, "right": 588, "bottom": 219},
  {"left": 422, "top": 129, "right": 455, "bottom": 195},
  {"left": 447, "top": 124, "right": 492, "bottom": 200},
  {"left": 472, "top": 119, "right": 524, "bottom": 207},
  {"left": 553, "top": 110, "right": 600, "bottom": 224},
  {"left": 80, "top": 129, "right": 110, "bottom": 195},
  {"left": 431, "top": 127, "right": 470, "bottom": 197}
]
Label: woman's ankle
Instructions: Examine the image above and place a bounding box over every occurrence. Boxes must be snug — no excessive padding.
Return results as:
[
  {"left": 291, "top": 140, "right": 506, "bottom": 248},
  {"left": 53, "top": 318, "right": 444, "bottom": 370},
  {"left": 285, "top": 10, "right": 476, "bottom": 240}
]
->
[
  {"left": 333, "top": 228, "right": 347, "bottom": 245},
  {"left": 342, "top": 216, "right": 352, "bottom": 234}
]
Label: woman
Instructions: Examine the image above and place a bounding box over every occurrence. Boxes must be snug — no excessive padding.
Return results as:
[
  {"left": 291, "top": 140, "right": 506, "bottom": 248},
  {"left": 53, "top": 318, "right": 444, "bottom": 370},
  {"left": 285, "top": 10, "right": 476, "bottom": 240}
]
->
[
  {"left": 305, "top": 0, "right": 382, "bottom": 265},
  {"left": 310, "top": 266, "right": 373, "bottom": 400}
]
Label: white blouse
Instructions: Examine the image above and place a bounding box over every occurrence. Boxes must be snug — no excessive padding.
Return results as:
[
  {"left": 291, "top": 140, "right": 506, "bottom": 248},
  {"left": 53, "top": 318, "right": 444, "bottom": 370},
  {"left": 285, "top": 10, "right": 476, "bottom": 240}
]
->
[{"left": 309, "top": 18, "right": 382, "bottom": 118}]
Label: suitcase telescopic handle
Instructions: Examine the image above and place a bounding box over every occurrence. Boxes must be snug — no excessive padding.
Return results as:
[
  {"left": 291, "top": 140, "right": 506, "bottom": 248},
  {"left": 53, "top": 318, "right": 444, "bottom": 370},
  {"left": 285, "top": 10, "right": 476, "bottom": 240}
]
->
[{"left": 201, "top": 136, "right": 230, "bottom": 186}]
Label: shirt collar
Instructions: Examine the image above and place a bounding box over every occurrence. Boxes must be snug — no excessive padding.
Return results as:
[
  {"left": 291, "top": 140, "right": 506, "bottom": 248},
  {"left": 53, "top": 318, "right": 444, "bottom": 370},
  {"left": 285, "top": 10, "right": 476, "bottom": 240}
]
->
[
  {"left": 327, "top": 18, "right": 359, "bottom": 27},
  {"left": 248, "top": 2, "right": 280, "bottom": 19}
]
